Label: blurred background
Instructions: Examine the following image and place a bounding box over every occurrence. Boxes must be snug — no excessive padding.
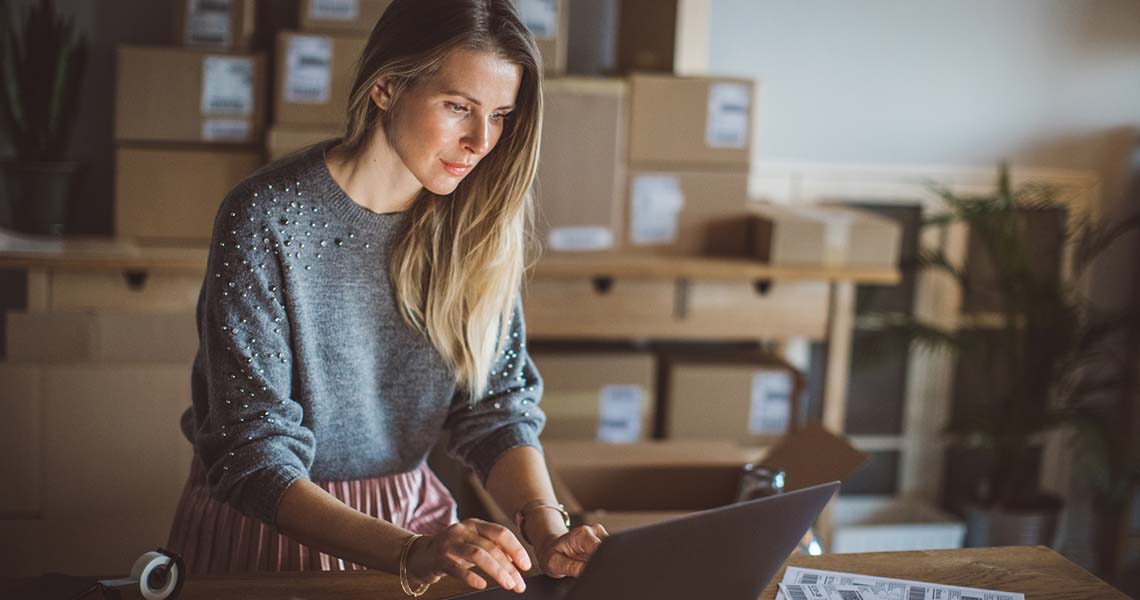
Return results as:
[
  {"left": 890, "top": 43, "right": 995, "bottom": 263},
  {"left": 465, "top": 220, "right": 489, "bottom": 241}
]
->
[{"left": 0, "top": 0, "right": 1138, "bottom": 595}]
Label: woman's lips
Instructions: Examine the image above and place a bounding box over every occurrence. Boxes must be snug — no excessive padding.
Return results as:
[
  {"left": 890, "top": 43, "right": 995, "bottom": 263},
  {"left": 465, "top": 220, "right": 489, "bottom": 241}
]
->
[{"left": 441, "top": 160, "right": 472, "bottom": 176}]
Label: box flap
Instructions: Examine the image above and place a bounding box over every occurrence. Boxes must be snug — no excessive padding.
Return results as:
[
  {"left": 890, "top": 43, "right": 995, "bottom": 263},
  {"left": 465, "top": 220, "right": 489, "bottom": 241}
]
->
[
  {"left": 758, "top": 423, "right": 868, "bottom": 491},
  {"left": 543, "top": 440, "right": 762, "bottom": 468}
]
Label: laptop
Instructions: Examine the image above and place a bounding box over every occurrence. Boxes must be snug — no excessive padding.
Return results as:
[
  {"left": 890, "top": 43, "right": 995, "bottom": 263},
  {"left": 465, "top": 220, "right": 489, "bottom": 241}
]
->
[{"left": 450, "top": 481, "right": 839, "bottom": 600}]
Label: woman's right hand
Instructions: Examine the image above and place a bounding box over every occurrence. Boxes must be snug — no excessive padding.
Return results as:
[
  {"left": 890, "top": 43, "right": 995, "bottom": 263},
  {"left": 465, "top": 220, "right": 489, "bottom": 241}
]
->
[{"left": 405, "top": 519, "right": 533, "bottom": 593}]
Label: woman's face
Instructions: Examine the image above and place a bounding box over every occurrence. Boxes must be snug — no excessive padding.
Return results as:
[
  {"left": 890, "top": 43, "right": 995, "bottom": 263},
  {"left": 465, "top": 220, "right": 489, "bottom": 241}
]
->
[{"left": 373, "top": 48, "right": 523, "bottom": 195}]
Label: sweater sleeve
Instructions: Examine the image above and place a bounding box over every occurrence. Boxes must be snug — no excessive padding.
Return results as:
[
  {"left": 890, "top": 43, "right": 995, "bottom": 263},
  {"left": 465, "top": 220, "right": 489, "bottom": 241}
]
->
[
  {"left": 193, "top": 183, "right": 315, "bottom": 526},
  {"left": 444, "top": 294, "right": 546, "bottom": 484}
]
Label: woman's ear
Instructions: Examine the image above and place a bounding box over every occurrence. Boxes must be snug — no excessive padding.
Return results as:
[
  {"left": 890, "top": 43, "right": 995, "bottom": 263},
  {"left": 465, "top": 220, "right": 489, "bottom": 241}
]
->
[{"left": 370, "top": 78, "right": 395, "bottom": 111}]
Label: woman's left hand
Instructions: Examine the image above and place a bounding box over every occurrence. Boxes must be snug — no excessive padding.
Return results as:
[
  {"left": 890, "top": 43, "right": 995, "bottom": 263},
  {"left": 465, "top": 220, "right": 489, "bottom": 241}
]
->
[{"left": 533, "top": 524, "right": 609, "bottom": 578}]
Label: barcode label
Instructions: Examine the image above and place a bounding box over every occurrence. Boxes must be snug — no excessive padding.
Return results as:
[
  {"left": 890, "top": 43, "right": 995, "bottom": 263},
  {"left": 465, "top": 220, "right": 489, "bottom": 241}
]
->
[
  {"left": 201, "top": 56, "right": 254, "bottom": 116},
  {"left": 781, "top": 583, "right": 870, "bottom": 600},
  {"left": 705, "top": 82, "right": 750, "bottom": 149},
  {"left": 907, "top": 586, "right": 927, "bottom": 600},
  {"left": 597, "top": 385, "right": 645, "bottom": 443},
  {"left": 309, "top": 0, "right": 359, "bottom": 21},
  {"left": 202, "top": 118, "right": 251, "bottom": 141},
  {"left": 184, "top": 0, "right": 232, "bottom": 47},
  {"left": 749, "top": 369, "right": 792, "bottom": 434},
  {"left": 629, "top": 174, "right": 684, "bottom": 245},
  {"left": 284, "top": 36, "right": 333, "bottom": 104},
  {"left": 516, "top": 0, "right": 557, "bottom": 39},
  {"left": 548, "top": 226, "right": 613, "bottom": 251}
]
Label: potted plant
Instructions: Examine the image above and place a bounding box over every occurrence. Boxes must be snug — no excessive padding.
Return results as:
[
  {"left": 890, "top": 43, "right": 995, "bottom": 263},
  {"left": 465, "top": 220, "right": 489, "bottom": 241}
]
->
[
  {"left": 0, "top": 0, "right": 88, "bottom": 234},
  {"left": 858, "top": 163, "right": 1140, "bottom": 547}
]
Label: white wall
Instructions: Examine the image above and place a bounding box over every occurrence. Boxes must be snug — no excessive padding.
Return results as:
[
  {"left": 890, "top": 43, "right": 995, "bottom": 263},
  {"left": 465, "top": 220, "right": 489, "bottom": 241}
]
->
[
  {"left": 705, "top": 1, "right": 1140, "bottom": 571},
  {"left": 707, "top": 0, "right": 1140, "bottom": 208}
]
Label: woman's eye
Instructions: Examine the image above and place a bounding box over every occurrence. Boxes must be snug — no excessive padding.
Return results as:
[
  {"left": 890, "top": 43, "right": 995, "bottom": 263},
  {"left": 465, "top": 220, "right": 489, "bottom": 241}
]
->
[
  {"left": 446, "top": 102, "right": 468, "bottom": 114},
  {"left": 492, "top": 112, "right": 512, "bottom": 122}
]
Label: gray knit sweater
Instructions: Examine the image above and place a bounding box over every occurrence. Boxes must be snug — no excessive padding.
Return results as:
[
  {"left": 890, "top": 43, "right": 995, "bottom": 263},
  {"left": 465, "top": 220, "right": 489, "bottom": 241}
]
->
[{"left": 180, "top": 140, "right": 546, "bottom": 526}]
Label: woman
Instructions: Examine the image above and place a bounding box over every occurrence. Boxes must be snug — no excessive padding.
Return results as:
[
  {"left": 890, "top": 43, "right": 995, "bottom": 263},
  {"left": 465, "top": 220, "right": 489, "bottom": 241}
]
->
[{"left": 166, "top": 0, "right": 607, "bottom": 594}]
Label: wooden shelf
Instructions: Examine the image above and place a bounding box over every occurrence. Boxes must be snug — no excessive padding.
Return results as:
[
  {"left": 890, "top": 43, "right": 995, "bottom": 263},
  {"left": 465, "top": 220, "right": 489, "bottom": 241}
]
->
[
  {"left": 0, "top": 230, "right": 899, "bottom": 284},
  {"left": 534, "top": 254, "right": 899, "bottom": 284},
  {"left": 0, "top": 230, "right": 207, "bottom": 273}
]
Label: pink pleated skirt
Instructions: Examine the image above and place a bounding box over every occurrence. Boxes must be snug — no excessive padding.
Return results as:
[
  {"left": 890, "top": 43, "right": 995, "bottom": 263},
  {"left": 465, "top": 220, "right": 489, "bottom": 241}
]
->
[{"left": 166, "top": 455, "right": 459, "bottom": 575}]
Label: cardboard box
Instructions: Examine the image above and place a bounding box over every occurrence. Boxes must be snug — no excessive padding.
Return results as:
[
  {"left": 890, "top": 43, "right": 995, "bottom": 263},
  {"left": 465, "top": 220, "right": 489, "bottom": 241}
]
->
[
  {"left": 523, "top": 278, "right": 676, "bottom": 339},
  {"left": 515, "top": 0, "right": 568, "bottom": 74},
  {"left": 532, "top": 351, "right": 655, "bottom": 442},
  {"left": 662, "top": 349, "right": 804, "bottom": 445},
  {"left": 30, "top": 271, "right": 204, "bottom": 313},
  {"left": 267, "top": 124, "right": 341, "bottom": 160},
  {"left": 682, "top": 280, "right": 831, "bottom": 341},
  {"left": 115, "top": 46, "right": 267, "bottom": 144},
  {"left": 176, "top": 0, "right": 257, "bottom": 49},
  {"left": 624, "top": 169, "right": 748, "bottom": 255},
  {"left": 299, "top": 0, "right": 392, "bottom": 35},
  {"left": 472, "top": 426, "right": 867, "bottom": 534},
  {"left": 560, "top": 426, "right": 864, "bottom": 532},
  {"left": 821, "top": 497, "right": 966, "bottom": 553},
  {"left": 35, "top": 364, "right": 193, "bottom": 520},
  {"left": 0, "top": 365, "right": 41, "bottom": 517},
  {"left": 116, "top": 145, "right": 262, "bottom": 241},
  {"left": 5, "top": 311, "right": 198, "bottom": 364},
  {"left": 0, "top": 511, "right": 183, "bottom": 579},
  {"left": 275, "top": 32, "right": 368, "bottom": 127},
  {"left": 712, "top": 203, "right": 902, "bottom": 268},
  {"left": 616, "top": 0, "right": 677, "bottom": 73},
  {"left": 298, "top": 0, "right": 567, "bottom": 71},
  {"left": 537, "top": 78, "right": 627, "bottom": 252},
  {"left": 628, "top": 73, "right": 754, "bottom": 170}
]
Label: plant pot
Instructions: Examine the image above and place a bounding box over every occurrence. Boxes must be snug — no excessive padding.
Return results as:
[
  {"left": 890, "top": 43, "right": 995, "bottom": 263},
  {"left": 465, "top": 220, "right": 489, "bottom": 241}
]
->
[
  {"left": 0, "top": 160, "right": 84, "bottom": 235},
  {"left": 1092, "top": 504, "right": 1127, "bottom": 581},
  {"left": 963, "top": 496, "right": 1063, "bottom": 547}
]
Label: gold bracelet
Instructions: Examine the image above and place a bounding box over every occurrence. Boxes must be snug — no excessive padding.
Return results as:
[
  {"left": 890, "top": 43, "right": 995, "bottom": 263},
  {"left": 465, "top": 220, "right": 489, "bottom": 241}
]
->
[
  {"left": 513, "top": 500, "right": 571, "bottom": 546},
  {"left": 399, "top": 533, "right": 430, "bottom": 597}
]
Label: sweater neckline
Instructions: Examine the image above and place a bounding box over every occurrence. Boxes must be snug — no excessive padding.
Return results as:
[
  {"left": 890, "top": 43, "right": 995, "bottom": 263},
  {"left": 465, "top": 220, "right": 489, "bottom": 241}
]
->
[{"left": 309, "top": 140, "right": 410, "bottom": 238}]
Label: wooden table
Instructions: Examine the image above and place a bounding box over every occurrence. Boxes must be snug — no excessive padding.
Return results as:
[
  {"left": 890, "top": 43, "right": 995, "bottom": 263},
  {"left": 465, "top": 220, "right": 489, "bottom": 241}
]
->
[{"left": 5, "top": 546, "right": 1118, "bottom": 600}]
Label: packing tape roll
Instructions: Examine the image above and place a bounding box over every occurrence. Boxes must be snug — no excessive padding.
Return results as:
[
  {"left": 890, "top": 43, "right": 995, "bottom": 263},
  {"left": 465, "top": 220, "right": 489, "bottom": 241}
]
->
[{"left": 129, "top": 550, "right": 182, "bottom": 600}]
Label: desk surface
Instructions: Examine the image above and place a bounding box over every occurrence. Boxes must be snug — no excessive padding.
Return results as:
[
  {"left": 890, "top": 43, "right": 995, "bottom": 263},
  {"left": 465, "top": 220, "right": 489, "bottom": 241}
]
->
[{"left": 13, "top": 546, "right": 1099, "bottom": 600}]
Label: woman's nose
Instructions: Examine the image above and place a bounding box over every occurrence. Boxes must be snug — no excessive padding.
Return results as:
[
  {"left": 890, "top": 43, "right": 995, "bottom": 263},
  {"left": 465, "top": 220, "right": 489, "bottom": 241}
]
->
[{"left": 463, "top": 119, "right": 493, "bottom": 156}]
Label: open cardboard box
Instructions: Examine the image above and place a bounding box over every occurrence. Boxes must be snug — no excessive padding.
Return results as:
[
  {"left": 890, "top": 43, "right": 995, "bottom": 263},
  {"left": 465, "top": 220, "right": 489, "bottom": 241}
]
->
[{"left": 469, "top": 424, "right": 868, "bottom": 536}]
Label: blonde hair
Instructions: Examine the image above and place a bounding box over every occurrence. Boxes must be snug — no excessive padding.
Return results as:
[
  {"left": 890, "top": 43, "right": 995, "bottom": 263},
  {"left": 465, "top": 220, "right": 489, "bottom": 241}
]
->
[{"left": 339, "top": 0, "right": 543, "bottom": 400}]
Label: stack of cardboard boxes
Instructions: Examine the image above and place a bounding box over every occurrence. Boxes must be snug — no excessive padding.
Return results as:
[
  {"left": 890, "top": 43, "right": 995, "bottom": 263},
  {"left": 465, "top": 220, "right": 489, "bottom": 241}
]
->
[
  {"left": 114, "top": 0, "right": 268, "bottom": 243},
  {"left": 268, "top": 0, "right": 569, "bottom": 160},
  {"left": 531, "top": 349, "right": 656, "bottom": 442},
  {"left": 533, "top": 344, "right": 806, "bottom": 447},
  {"left": 535, "top": 76, "right": 755, "bottom": 256},
  {"left": 623, "top": 73, "right": 754, "bottom": 256},
  {"left": 267, "top": 1, "right": 381, "bottom": 159},
  {"left": 535, "top": 71, "right": 756, "bottom": 256},
  {"left": 533, "top": 3, "right": 770, "bottom": 446}
]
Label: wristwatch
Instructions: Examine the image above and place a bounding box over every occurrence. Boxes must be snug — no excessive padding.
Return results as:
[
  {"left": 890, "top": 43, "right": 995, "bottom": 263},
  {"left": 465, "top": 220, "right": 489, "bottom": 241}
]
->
[{"left": 513, "top": 500, "right": 571, "bottom": 546}]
